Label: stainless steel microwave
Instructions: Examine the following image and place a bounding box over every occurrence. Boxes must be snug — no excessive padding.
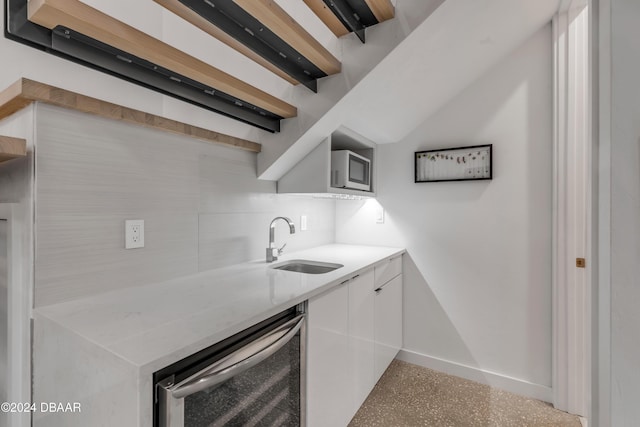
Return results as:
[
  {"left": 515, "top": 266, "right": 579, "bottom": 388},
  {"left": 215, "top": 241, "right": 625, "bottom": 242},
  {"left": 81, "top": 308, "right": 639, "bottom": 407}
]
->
[{"left": 330, "top": 150, "right": 371, "bottom": 192}]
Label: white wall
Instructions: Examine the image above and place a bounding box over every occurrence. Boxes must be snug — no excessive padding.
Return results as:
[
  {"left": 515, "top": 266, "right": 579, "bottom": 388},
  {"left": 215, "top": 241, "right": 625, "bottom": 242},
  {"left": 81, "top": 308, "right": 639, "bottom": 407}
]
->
[
  {"left": 336, "top": 25, "right": 553, "bottom": 399},
  {"left": 607, "top": 0, "right": 640, "bottom": 424},
  {"left": 34, "top": 104, "right": 335, "bottom": 307}
]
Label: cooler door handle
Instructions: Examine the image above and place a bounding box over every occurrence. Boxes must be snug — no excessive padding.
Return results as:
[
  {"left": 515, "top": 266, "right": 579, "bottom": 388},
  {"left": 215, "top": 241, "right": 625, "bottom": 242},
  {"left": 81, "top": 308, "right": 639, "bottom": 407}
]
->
[{"left": 168, "top": 314, "right": 304, "bottom": 399}]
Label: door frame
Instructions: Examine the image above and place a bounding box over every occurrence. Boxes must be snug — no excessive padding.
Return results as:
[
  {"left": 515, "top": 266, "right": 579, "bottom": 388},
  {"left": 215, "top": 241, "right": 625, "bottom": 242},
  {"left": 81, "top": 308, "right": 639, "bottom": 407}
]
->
[
  {"left": 0, "top": 203, "right": 31, "bottom": 427},
  {"left": 551, "top": 0, "right": 593, "bottom": 420}
]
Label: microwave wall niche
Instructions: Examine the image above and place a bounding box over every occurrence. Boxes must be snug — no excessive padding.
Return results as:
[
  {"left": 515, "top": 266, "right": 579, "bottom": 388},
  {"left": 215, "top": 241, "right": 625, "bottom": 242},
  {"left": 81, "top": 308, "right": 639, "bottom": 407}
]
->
[{"left": 331, "top": 150, "right": 372, "bottom": 191}]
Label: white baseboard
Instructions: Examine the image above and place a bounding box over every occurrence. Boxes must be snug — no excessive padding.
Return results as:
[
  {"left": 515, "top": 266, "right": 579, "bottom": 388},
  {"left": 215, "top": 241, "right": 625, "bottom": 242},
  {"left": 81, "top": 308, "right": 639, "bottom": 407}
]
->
[{"left": 396, "top": 349, "right": 553, "bottom": 403}]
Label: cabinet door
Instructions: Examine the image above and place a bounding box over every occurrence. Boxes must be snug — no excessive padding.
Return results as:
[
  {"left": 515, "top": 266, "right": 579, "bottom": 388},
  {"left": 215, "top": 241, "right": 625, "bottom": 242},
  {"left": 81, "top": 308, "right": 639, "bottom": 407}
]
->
[
  {"left": 374, "top": 274, "right": 403, "bottom": 383},
  {"left": 307, "top": 283, "right": 351, "bottom": 427},
  {"left": 348, "top": 269, "right": 376, "bottom": 415}
]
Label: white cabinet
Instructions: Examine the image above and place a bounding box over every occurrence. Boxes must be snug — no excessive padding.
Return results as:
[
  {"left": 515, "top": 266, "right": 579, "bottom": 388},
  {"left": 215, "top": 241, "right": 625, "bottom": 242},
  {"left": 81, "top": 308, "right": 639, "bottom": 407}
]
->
[
  {"left": 307, "top": 256, "right": 403, "bottom": 427},
  {"left": 374, "top": 255, "right": 402, "bottom": 289},
  {"left": 307, "top": 282, "right": 351, "bottom": 427},
  {"left": 277, "top": 126, "right": 377, "bottom": 197},
  {"left": 374, "top": 275, "right": 403, "bottom": 382},
  {"left": 348, "top": 269, "right": 376, "bottom": 414},
  {"left": 307, "top": 269, "right": 375, "bottom": 427}
]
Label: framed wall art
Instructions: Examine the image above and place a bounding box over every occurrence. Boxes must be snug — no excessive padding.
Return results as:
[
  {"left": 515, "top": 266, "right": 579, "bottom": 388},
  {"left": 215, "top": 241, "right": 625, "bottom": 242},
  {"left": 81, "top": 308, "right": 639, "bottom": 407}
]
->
[{"left": 415, "top": 144, "right": 492, "bottom": 183}]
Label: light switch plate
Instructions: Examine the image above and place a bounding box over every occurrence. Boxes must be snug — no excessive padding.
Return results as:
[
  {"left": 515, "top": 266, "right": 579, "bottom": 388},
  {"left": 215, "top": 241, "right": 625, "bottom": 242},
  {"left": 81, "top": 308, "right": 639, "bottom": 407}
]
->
[
  {"left": 125, "top": 220, "right": 144, "bottom": 249},
  {"left": 300, "top": 215, "right": 308, "bottom": 231},
  {"left": 375, "top": 207, "right": 385, "bottom": 224}
]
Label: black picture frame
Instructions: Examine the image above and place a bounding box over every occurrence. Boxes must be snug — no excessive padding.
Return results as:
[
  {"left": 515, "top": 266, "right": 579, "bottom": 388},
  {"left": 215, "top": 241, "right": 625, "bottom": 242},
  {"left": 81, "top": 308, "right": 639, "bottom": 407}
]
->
[{"left": 415, "top": 144, "right": 493, "bottom": 183}]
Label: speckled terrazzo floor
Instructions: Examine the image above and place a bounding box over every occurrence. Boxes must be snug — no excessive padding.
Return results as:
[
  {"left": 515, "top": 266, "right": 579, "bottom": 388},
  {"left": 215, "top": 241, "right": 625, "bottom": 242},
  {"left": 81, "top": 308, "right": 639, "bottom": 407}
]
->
[{"left": 348, "top": 360, "right": 582, "bottom": 427}]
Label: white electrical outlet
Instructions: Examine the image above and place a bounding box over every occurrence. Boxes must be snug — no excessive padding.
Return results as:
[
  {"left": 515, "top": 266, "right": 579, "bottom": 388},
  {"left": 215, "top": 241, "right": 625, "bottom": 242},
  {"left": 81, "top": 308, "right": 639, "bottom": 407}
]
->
[
  {"left": 125, "top": 220, "right": 144, "bottom": 249},
  {"left": 300, "top": 215, "right": 308, "bottom": 231}
]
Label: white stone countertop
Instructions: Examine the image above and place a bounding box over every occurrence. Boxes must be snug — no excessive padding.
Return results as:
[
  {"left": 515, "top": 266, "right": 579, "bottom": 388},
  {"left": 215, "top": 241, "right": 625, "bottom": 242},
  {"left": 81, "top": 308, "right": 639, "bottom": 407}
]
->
[{"left": 34, "top": 244, "right": 405, "bottom": 376}]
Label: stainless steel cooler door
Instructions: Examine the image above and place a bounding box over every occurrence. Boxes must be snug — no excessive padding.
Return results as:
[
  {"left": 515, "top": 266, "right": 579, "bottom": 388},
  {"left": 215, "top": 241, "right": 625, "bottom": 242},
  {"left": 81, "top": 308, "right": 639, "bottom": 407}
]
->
[{"left": 159, "top": 314, "right": 305, "bottom": 427}]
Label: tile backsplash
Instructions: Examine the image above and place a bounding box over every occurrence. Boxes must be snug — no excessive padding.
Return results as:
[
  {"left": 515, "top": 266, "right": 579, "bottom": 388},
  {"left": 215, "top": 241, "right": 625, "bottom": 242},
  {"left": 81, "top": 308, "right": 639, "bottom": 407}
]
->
[{"left": 34, "top": 104, "right": 335, "bottom": 307}]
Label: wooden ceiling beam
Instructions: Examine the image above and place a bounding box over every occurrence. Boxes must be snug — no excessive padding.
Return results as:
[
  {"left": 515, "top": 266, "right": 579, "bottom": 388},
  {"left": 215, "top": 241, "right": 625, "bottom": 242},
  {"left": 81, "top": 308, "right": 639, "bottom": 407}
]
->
[
  {"left": 27, "top": 0, "right": 297, "bottom": 119},
  {"left": 155, "top": 0, "right": 341, "bottom": 83},
  {"left": 233, "top": 0, "right": 341, "bottom": 76},
  {"left": 303, "top": 0, "right": 349, "bottom": 38},
  {"left": 0, "top": 79, "right": 32, "bottom": 120},
  {"left": 0, "top": 135, "right": 27, "bottom": 163},
  {"left": 0, "top": 78, "right": 262, "bottom": 153},
  {"left": 153, "top": 0, "right": 298, "bottom": 85},
  {"left": 304, "top": 0, "right": 395, "bottom": 37},
  {"left": 364, "top": 0, "right": 395, "bottom": 23}
]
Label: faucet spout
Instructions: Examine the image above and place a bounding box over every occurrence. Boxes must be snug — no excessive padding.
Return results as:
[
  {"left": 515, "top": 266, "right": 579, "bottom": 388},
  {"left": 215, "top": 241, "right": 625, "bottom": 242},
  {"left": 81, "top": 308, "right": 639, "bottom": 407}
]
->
[{"left": 267, "top": 216, "right": 295, "bottom": 263}]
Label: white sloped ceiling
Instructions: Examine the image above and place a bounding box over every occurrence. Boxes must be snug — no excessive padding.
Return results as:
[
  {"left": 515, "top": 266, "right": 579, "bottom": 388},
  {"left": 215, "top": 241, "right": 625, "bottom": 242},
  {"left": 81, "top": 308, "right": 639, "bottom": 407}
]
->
[{"left": 257, "top": 0, "right": 560, "bottom": 181}]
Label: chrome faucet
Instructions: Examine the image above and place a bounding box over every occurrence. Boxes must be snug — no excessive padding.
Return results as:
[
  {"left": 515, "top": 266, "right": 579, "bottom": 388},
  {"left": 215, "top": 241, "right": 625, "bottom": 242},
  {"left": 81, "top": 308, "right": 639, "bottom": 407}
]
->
[{"left": 266, "top": 216, "right": 295, "bottom": 263}]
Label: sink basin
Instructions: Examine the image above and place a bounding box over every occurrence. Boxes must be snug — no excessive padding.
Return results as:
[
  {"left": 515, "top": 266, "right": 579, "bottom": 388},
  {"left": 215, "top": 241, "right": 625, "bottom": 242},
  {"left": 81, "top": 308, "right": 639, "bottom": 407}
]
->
[{"left": 271, "top": 260, "right": 344, "bottom": 274}]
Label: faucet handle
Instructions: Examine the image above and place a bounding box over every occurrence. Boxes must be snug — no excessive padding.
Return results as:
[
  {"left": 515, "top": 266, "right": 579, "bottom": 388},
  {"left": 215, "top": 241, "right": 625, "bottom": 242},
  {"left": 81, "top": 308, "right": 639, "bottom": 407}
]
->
[{"left": 277, "top": 243, "right": 287, "bottom": 255}]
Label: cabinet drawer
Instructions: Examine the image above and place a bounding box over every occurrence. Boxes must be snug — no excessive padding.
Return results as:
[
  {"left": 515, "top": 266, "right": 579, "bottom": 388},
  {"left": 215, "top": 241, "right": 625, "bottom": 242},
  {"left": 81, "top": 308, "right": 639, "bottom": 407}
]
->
[{"left": 374, "top": 255, "right": 402, "bottom": 288}]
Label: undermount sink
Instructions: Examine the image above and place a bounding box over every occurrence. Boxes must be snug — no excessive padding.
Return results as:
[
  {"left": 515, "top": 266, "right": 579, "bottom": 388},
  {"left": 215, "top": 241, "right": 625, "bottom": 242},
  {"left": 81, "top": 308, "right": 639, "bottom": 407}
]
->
[{"left": 271, "top": 260, "right": 344, "bottom": 274}]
